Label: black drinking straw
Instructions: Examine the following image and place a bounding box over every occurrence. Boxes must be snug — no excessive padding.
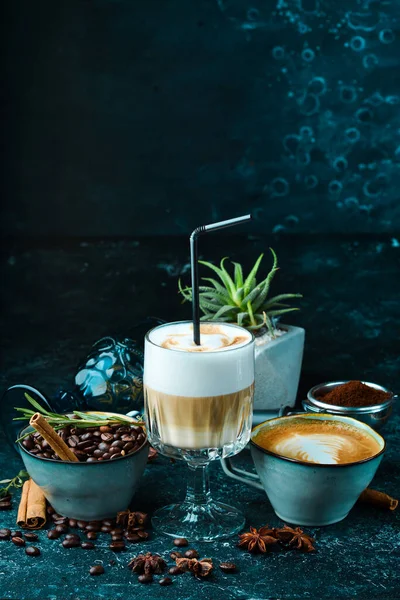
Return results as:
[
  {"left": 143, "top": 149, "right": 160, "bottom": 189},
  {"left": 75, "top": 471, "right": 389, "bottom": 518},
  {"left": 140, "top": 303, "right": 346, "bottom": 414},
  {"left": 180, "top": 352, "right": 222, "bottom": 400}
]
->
[{"left": 190, "top": 214, "right": 252, "bottom": 345}]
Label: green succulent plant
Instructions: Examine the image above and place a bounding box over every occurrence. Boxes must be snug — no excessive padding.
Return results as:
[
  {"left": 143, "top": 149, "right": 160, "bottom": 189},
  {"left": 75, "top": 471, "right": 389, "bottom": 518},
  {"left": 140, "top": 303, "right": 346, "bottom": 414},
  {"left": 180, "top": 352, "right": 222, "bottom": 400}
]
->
[{"left": 178, "top": 249, "right": 302, "bottom": 336}]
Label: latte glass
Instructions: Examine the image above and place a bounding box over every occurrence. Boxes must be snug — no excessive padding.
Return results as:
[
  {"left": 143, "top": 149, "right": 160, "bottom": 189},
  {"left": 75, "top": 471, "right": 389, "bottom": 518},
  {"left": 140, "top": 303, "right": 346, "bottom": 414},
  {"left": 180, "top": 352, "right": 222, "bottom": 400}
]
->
[{"left": 144, "top": 321, "right": 255, "bottom": 541}]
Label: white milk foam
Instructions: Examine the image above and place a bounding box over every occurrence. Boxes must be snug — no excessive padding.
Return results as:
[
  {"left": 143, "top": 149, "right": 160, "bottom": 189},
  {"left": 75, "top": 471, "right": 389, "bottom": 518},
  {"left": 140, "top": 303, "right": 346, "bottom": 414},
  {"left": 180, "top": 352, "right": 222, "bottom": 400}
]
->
[
  {"left": 274, "top": 433, "right": 355, "bottom": 465},
  {"left": 144, "top": 322, "right": 254, "bottom": 397}
]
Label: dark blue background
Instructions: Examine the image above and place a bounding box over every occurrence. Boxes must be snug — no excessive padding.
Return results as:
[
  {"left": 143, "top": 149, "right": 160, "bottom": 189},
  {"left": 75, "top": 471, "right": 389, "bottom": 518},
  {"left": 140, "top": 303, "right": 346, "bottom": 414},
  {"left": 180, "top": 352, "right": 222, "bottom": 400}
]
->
[{"left": 2, "top": 0, "right": 400, "bottom": 236}]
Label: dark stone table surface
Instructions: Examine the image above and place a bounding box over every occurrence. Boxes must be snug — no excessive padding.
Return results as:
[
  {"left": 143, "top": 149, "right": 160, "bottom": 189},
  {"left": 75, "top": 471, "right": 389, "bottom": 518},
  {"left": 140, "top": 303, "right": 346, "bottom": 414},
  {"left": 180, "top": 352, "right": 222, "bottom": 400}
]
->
[{"left": 0, "top": 235, "right": 399, "bottom": 599}]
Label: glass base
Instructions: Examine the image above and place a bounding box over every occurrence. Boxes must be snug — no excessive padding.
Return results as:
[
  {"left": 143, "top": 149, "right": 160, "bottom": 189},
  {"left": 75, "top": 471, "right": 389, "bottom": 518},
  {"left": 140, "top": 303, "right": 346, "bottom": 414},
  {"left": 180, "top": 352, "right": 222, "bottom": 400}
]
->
[{"left": 151, "top": 501, "right": 245, "bottom": 542}]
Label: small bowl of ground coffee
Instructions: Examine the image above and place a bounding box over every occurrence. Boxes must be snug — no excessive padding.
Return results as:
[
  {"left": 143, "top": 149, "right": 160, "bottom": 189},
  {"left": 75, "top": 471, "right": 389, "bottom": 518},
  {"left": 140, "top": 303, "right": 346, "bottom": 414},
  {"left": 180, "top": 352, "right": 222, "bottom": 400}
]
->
[{"left": 303, "top": 380, "right": 396, "bottom": 431}]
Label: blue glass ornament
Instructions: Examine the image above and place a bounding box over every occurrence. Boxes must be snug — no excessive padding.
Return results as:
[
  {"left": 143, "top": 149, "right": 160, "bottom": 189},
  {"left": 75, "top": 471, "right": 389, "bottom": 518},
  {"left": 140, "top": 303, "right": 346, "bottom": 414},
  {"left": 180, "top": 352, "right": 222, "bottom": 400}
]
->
[{"left": 75, "top": 337, "right": 144, "bottom": 414}]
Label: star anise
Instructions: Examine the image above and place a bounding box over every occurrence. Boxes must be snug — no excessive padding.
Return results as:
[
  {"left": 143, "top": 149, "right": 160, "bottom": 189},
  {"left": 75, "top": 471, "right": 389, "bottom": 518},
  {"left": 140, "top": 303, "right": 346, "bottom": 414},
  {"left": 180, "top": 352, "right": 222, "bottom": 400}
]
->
[
  {"left": 275, "top": 525, "right": 315, "bottom": 553},
  {"left": 176, "top": 557, "right": 213, "bottom": 578},
  {"left": 128, "top": 552, "right": 166, "bottom": 575},
  {"left": 238, "top": 525, "right": 279, "bottom": 553}
]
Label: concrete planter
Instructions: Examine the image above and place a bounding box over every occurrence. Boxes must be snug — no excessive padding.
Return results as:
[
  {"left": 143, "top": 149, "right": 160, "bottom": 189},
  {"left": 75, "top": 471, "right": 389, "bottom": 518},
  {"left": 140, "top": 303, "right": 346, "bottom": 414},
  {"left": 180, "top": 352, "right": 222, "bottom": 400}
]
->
[{"left": 253, "top": 324, "right": 305, "bottom": 418}]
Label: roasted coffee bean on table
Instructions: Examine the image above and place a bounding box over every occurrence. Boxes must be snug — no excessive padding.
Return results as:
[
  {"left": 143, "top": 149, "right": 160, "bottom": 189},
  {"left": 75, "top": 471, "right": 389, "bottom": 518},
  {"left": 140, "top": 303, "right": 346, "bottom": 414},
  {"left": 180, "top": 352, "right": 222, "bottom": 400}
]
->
[
  {"left": 62, "top": 538, "right": 81, "bottom": 548},
  {"left": 65, "top": 534, "right": 80, "bottom": 541},
  {"left": 11, "top": 530, "right": 22, "bottom": 538},
  {"left": 170, "top": 551, "right": 182, "bottom": 560},
  {"left": 24, "top": 533, "right": 38, "bottom": 542},
  {"left": 0, "top": 528, "right": 11, "bottom": 540},
  {"left": 47, "top": 529, "right": 61, "bottom": 540},
  {"left": 11, "top": 537, "right": 25, "bottom": 547},
  {"left": 159, "top": 577, "right": 173, "bottom": 586},
  {"left": 219, "top": 562, "right": 238, "bottom": 573},
  {"left": 169, "top": 566, "right": 184, "bottom": 575},
  {"left": 173, "top": 537, "right": 188, "bottom": 547},
  {"left": 109, "top": 541, "right": 125, "bottom": 552},
  {"left": 184, "top": 549, "right": 199, "bottom": 559},
  {"left": 25, "top": 546, "right": 41, "bottom": 557},
  {"left": 138, "top": 574, "right": 153, "bottom": 584},
  {"left": 89, "top": 565, "right": 104, "bottom": 576},
  {"left": 21, "top": 422, "right": 146, "bottom": 463},
  {"left": 86, "top": 531, "right": 97, "bottom": 540},
  {"left": 81, "top": 542, "right": 95, "bottom": 550}
]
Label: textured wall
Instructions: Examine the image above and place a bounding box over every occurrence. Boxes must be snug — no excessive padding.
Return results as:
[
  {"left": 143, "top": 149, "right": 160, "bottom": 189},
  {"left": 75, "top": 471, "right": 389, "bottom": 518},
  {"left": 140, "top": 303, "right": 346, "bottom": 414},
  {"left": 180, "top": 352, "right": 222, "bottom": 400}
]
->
[{"left": 2, "top": 0, "right": 400, "bottom": 236}]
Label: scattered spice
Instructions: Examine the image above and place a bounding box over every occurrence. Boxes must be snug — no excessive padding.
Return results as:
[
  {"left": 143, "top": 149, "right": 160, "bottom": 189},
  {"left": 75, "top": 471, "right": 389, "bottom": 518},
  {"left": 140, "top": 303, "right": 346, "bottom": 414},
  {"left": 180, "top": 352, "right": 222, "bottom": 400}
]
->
[
  {"left": 128, "top": 552, "right": 166, "bottom": 576},
  {"left": 358, "top": 488, "right": 398, "bottom": 511},
  {"left": 176, "top": 557, "right": 213, "bottom": 578},
  {"left": 238, "top": 525, "right": 278, "bottom": 553},
  {"left": 317, "top": 380, "right": 391, "bottom": 408},
  {"left": 238, "top": 524, "right": 315, "bottom": 553},
  {"left": 275, "top": 526, "right": 315, "bottom": 552}
]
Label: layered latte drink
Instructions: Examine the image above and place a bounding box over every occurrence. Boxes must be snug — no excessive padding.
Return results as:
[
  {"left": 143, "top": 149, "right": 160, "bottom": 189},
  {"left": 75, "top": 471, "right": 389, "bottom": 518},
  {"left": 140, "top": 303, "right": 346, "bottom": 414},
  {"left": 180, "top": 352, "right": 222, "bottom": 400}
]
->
[{"left": 144, "top": 322, "right": 254, "bottom": 458}]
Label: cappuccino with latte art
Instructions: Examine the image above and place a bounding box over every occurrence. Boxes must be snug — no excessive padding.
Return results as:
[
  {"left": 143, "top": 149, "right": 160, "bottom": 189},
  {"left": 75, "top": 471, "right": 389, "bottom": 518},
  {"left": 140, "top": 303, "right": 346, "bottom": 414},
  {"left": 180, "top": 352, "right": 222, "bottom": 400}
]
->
[{"left": 253, "top": 417, "right": 381, "bottom": 465}]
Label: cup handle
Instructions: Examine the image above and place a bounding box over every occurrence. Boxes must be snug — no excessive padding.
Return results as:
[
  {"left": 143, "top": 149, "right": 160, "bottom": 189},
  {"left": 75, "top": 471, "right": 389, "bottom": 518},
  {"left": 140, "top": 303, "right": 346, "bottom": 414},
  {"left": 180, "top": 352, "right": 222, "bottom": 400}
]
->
[
  {"left": 221, "top": 406, "right": 306, "bottom": 489},
  {"left": 221, "top": 456, "right": 264, "bottom": 490}
]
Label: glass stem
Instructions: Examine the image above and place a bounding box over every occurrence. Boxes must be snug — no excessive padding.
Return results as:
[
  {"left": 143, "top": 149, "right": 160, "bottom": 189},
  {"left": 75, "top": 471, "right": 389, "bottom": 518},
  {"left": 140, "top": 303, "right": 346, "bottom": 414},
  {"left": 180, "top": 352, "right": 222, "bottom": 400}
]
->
[{"left": 185, "top": 463, "right": 211, "bottom": 505}]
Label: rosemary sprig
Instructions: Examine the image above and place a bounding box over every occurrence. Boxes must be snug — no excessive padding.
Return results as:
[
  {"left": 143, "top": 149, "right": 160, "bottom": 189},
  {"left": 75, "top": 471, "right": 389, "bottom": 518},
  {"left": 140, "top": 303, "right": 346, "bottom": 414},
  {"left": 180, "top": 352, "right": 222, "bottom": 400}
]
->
[
  {"left": 0, "top": 470, "right": 29, "bottom": 498},
  {"left": 14, "top": 393, "right": 144, "bottom": 443}
]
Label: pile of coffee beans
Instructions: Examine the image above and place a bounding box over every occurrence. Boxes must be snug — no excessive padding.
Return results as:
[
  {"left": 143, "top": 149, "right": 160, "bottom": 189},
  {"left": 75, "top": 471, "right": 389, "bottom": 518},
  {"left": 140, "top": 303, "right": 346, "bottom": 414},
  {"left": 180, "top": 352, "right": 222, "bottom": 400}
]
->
[{"left": 21, "top": 423, "right": 146, "bottom": 462}]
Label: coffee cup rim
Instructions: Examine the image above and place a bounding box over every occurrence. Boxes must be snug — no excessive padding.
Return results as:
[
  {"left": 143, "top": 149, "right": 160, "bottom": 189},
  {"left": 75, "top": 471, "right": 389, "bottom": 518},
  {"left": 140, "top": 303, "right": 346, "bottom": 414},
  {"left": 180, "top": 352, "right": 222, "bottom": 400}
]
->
[
  {"left": 250, "top": 413, "right": 386, "bottom": 468},
  {"left": 145, "top": 320, "right": 255, "bottom": 353}
]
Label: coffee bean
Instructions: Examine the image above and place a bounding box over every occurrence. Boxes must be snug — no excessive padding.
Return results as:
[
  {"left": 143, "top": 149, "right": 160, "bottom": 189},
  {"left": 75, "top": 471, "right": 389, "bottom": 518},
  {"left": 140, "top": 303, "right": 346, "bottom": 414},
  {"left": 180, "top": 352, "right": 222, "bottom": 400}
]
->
[
  {"left": 98, "top": 442, "right": 110, "bottom": 452},
  {"left": 102, "top": 453, "right": 111, "bottom": 460},
  {"left": 124, "top": 533, "right": 140, "bottom": 543},
  {"left": 137, "top": 433, "right": 146, "bottom": 444},
  {"left": 0, "top": 494, "right": 11, "bottom": 503},
  {"left": 219, "top": 562, "right": 237, "bottom": 574},
  {"left": 42, "top": 452, "right": 54, "bottom": 459},
  {"left": 47, "top": 505, "right": 55, "bottom": 515},
  {"left": 121, "top": 434, "right": 134, "bottom": 442},
  {"left": 80, "top": 433, "right": 93, "bottom": 442},
  {"left": 109, "top": 446, "right": 122, "bottom": 455},
  {"left": 111, "top": 439, "right": 124, "bottom": 448},
  {"left": 29, "top": 448, "right": 40, "bottom": 455},
  {"left": 11, "top": 530, "right": 22, "bottom": 538},
  {"left": 184, "top": 549, "right": 199, "bottom": 559},
  {"left": 65, "top": 534, "right": 80, "bottom": 541},
  {"left": 69, "top": 519, "right": 78, "bottom": 528},
  {"left": 109, "top": 541, "right": 125, "bottom": 552},
  {"left": 51, "top": 513, "right": 62, "bottom": 521},
  {"left": 159, "top": 577, "right": 172, "bottom": 586},
  {"left": 71, "top": 449, "right": 87, "bottom": 460},
  {"left": 67, "top": 435, "right": 79, "bottom": 447},
  {"left": 86, "top": 457, "right": 97, "bottom": 462},
  {"left": 169, "top": 566, "right": 183, "bottom": 575},
  {"left": 0, "top": 502, "right": 12, "bottom": 510},
  {"left": 22, "top": 438, "right": 35, "bottom": 450},
  {"left": 136, "top": 530, "right": 149, "bottom": 540},
  {"left": 24, "top": 533, "right": 38, "bottom": 542},
  {"left": 93, "top": 449, "right": 104, "bottom": 458},
  {"left": 138, "top": 574, "right": 153, "bottom": 584},
  {"left": 62, "top": 538, "right": 80, "bottom": 548},
  {"left": 85, "top": 445, "right": 97, "bottom": 455},
  {"left": 93, "top": 430, "right": 101, "bottom": 437},
  {"left": 77, "top": 520, "right": 88, "bottom": 529},
  {"left": 47, "top": 529, "right": 60, "bottom": 540},
  {"left": 0, "top": 529, "right": 11, "bottom": 540},
  {"left": 110, "top": 528, "right": 123, "bottom": 536},
  {"left": 56, "top": 524, "right": 68, "bottom": 534},
  {"left": 90, "top": 565, "right": 104, "bottom": 576},
  {"left": 25, "top": 546, "right": 40, "bottom": 557},
  {"left": 12, "top": 537, "right": 25, "bottom": 547},
  {"left": 53, "top": 518, "right": 68, "bottom": 526},
  {"left": 127, "top": 445, "right": 138, "bottom": 454},
  {"left": 99, "top": 426, "right": 112, "bottom": 433},
  {"left": 123, "top": 442, "right": 134, "bottom": 451},
  {"left": 100, "top": 433, "right": 114, "bottom": 442},
  {"left": 173, "top": 538, "right": 188, "bottom": 547},
  {"left": 170, "top": 551, "right": 182, "bottom": 561},
  {"left": 86, "top": 532, "right": 97, "bottom": 540},
  {"left": 81, "top": 542, "right": 95, "bottom": 549},
  {"left": 101, "top": 525, "right": 112, "bottom": 533},
  {"left": 102, "top": 519, "right": 114, "bottom": 527},
  {"left": 86, "top": 523, "right": 101, "bottom": 532},
  {"left": 77, "top": 440, "right": 93, "bottom": 450},
  {"left": 110, "top": 452, "right": 122, "bottom": 460},
  {"left": 111, "top": 535, "right": 122, "bottom": 541}
]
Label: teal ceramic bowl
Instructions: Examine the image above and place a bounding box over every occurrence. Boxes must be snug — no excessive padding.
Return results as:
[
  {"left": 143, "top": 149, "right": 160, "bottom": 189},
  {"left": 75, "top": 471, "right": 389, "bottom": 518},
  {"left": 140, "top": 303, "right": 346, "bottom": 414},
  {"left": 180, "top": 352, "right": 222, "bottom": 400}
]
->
[{"left": 18, "top": 418, "right": 148, "bottom": 521}]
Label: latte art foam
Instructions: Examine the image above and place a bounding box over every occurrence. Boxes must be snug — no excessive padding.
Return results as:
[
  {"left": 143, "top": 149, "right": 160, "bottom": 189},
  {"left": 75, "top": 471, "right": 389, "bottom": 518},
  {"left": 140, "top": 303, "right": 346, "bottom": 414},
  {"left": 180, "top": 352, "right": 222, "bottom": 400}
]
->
[
  {"left": 253, "top": 418, "right": 382, "bottom": 465},
  {"left": 160, "top": 324, "right": 249, "bottom": 352}
]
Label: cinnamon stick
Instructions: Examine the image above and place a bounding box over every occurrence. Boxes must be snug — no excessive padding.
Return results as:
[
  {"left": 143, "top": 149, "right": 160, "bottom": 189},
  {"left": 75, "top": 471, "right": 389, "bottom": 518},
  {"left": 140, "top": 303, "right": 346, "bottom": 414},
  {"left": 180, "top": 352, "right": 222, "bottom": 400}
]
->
[
  {"left": 359, "top": 488, "right": 398, "bottom": 511},
  {"left": 17, "top": 479, "right": 47, "bottom": 529},
  {"left": 29, "top": 413, "right": 79, "bottom": 462}
]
